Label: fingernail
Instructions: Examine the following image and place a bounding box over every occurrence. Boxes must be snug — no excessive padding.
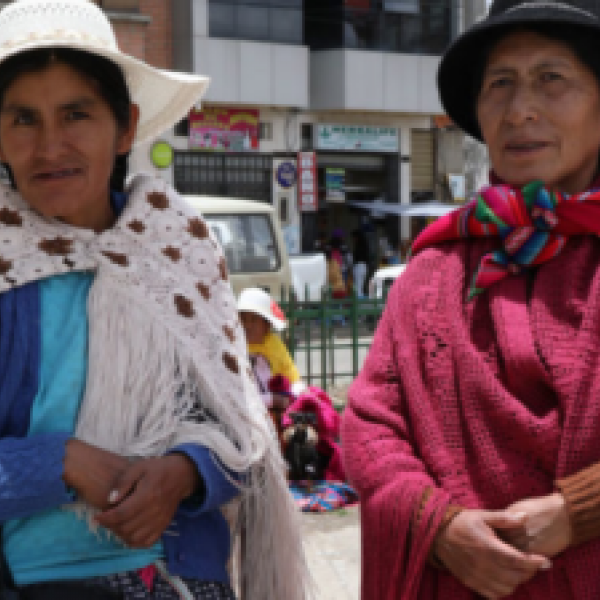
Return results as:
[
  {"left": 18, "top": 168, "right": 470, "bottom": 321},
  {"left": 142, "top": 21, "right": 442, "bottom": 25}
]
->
[
  {"left": 541, "top": 560, "right": 552, "bottom": 570},
  {"left": 108, "top": 490, "right": 119, "bottom": 503},
  {"left": 510, "top": 512, "right": 526, "bottom": 520}
]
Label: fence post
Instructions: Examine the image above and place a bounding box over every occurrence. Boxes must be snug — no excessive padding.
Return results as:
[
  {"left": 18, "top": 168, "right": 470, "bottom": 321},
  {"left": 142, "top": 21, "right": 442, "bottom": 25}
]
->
[
  {"left": 286, "top": 286, "right": 297, "bottom": 358},
  {"left": 319, "top": 287, "right": 327, "bottom": 391},
  {"left": 351, "top": 291, "right": 359, "bottom": 377},
  {"left": 328, "top": 289, "right": 335, "bottom": 387}
]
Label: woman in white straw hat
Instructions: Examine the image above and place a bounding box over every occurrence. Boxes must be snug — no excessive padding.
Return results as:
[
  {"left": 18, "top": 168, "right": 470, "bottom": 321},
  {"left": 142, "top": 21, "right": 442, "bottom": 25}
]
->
[{"left": 0, "top": 1, "right": 308, "bottom": 600}]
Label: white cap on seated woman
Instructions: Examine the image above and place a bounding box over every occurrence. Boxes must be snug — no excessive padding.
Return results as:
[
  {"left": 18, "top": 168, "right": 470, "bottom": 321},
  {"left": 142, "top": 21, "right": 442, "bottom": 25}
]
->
[{"left": 238, "top": 287, "right": 307, "bottom": 397}]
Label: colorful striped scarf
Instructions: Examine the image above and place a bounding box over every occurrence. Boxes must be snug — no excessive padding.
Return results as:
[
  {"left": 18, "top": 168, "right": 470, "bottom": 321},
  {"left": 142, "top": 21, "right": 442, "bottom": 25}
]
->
[{"left": 411, "top": 180, "right": 600, "bottom": 298}]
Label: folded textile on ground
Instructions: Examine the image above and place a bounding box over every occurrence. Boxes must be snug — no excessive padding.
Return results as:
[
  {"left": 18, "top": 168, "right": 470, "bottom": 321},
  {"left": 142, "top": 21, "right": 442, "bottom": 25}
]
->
[{"left": 289, "top": 481, "right": 359, "bottom": 512}]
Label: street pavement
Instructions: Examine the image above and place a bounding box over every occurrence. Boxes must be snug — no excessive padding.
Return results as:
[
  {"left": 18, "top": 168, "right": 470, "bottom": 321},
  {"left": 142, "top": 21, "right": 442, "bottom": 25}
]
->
[
  {"left": 296, "top": 343, "right": 363, "bottom": 599},
  {"left": 301, "top": 505, "right": 361, "bottom": 600}
]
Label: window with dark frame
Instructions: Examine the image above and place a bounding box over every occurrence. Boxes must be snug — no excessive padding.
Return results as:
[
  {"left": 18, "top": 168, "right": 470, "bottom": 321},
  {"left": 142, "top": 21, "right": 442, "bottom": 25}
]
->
[
  {"left": 303, "top": 0, "right": 452, "bottom": 55},
  {"left": 96, "top": 0, "right": 140, "bottom": 10},
  {"left": 173, "top": 152, "right": 273, "bottom": 202},
  {"left": 208, "top": 0, "right": 303, "bottom": 45}
]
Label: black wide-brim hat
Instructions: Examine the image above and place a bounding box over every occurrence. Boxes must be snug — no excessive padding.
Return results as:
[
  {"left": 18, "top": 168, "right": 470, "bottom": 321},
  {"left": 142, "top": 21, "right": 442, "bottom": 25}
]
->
[{"left": 438, "top": 0, "right": 600, "bottom": 141}]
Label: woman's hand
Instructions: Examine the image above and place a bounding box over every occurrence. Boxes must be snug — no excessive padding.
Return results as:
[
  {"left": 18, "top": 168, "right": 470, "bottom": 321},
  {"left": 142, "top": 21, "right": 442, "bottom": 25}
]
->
[
  {"left": 63, "top": 439, "right": 130, "bottom": 510},
  {"left": 433, "top": 509, "right": 552, "bottom": 600},
  {"left": 501, "top": 493, "right": 571, "bottom": 558},
  {"left": 94, "top": 454, "right": 200, "bottom": 548}
]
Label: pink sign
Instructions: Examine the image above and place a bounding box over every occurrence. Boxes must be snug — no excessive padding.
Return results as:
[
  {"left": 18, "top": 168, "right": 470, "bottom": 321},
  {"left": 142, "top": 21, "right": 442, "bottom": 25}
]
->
[
  {"left": 189, "top": 107, "right": 259, "bottom": 152},
  {"left": 297, "top": 152, "right": 318, "bottom": 212}
]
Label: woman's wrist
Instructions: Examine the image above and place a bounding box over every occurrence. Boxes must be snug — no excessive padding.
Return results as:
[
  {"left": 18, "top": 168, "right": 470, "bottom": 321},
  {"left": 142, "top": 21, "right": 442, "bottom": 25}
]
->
[
  {"left": 165, "top": 453, "right": 201, "bottom": 500},
  {"left": 430, "top": 505, "right": 464, "bottom": 568}
]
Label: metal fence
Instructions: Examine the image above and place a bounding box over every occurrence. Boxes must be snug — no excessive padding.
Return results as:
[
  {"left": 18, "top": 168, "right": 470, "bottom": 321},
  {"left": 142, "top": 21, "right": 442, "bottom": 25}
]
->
[{"left": 279, "top": 288, "right": 388, "bottom": 391}]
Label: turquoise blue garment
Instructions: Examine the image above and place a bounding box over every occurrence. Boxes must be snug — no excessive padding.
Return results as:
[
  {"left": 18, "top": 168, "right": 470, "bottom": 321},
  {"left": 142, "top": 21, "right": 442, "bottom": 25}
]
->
[{"left": 3, "top": 272, "right": 162, "bottom": 585}]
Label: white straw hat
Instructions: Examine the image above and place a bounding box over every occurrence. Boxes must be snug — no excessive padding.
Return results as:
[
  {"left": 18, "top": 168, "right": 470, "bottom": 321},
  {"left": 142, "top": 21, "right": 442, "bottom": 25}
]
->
[
  {"left": 0, "top": 0, "right": 210, "bottom": 145},
  {"left": 238, "top": 288, "right": 287, "bottom": 332}
]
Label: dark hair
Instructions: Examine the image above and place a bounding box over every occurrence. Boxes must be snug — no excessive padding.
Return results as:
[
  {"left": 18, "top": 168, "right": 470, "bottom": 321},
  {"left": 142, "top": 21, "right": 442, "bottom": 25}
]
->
[
  {"left": 471, "top": 23, "right": 600, "bottom": 134},
  {"left": 0, "top": 48, "right": 133, "bottom": 191}
]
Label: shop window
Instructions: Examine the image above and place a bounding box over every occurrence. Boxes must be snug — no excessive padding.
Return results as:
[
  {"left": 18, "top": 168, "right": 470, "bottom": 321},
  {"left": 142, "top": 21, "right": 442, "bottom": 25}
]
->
[
  {"left": 237, "top": 5, "right": 270, "bottom": 41},
  {"left": 97, "top": 0, "right": 139, "bottom": 11},
  {"left": 301, "top": 123, "right": 313, "bottom": 150},
  {"left": 208, "top": 1, "right": 303, "bottom": 45},
  {"left": 174, "top": 152, "right": 273, "bottom": 202},
  {"left": 410, "top": 130, "right": 435, "bottom": 192},
  {"left": 304, "top": 0, "right": 453, "bottom": 54},
  {"left": 259, "top": 122, "right": 273, "bottom": 141},
  {"left": 270, "top": 8, "right": 303, "bottom": 44},
  {"left": 209, "top": 3, "right": 237, "bottom": 37},
  {"left": 175, "top": 118, "right": 189, "bottom": 138}
]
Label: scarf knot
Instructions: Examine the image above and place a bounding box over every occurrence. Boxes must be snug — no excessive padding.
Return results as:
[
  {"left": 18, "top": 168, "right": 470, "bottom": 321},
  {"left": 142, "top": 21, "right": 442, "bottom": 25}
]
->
[{"left": 412, "top": 180, "right": 600, "bottom": 299}]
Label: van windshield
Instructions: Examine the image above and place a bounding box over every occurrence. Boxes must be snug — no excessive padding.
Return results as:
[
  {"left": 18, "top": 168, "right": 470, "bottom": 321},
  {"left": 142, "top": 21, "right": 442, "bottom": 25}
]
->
[{"left": 203, "top": 213, "right": 281, "bottom": 273}]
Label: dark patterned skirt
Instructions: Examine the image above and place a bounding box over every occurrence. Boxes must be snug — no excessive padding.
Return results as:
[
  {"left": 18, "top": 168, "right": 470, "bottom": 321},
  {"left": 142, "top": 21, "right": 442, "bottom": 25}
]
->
[
  {"left": 20, "top": 566, "right": 236, "bottom": 600},
  {"left": 91, "top": 566, "right": 237, "bottom": 600}
]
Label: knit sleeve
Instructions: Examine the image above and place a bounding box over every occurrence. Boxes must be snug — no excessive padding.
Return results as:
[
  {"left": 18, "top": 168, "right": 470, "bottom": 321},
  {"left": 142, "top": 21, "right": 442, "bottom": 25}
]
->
[
  {"left": 411, "top": 488, "right": 464, "bottom": 568},
  {"left": 556, "top": 461, "right": 600, "bottom": 546},
  {"left": 0, "top": 432, "right": 74, "bottom": 522},
  {"left": 341, "top": 291, "right": 452, "bottom": 597}
]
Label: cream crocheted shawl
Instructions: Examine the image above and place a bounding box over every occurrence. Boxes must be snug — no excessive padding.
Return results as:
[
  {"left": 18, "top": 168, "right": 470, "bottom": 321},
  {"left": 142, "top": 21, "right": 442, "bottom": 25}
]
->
[{"left": 0, "top": 173, "right": 310, "bottom": 600}]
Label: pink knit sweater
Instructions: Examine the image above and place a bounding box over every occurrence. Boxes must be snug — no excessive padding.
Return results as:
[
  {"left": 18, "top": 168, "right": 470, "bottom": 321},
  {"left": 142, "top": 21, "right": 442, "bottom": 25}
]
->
[{"left": 342, "top": 236, "right": 600, "bottom": 600}]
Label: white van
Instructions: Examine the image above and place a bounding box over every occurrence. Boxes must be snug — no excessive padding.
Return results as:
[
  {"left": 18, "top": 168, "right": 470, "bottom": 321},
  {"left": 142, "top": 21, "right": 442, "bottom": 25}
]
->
[
  {"left": 368, "top": 264, "right": 407, "bottom": 299},
  {"left": 183, "top": 195, "right": 292, "bottom": 301}
]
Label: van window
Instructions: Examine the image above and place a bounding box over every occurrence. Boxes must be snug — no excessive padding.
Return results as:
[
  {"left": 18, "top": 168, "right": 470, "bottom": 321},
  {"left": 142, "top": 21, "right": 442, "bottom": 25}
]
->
[{"left": 203, "top": 213, "right": 281, "bottom": 273}]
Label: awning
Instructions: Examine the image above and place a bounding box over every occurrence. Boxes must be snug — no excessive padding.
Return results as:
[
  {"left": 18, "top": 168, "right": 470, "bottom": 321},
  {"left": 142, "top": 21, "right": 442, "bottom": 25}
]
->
[{"left": 348, "top": 200, "right": 458, "bottom": 217}]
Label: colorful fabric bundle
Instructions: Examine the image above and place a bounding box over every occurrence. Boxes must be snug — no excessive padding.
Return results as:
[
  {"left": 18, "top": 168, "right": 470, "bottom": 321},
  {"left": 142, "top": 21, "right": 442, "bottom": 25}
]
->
[
  {"left": 289, "top": 482, "right": 359, "bottom": 513},
  {"left": 412, "top": 181, "right": 600, "bottom": 298}
]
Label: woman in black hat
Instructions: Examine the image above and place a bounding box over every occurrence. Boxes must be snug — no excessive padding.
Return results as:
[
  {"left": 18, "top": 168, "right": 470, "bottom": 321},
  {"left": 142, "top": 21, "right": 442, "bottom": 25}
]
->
[{"left": 343, "top": 0, "right": 600, "bottom": 598}]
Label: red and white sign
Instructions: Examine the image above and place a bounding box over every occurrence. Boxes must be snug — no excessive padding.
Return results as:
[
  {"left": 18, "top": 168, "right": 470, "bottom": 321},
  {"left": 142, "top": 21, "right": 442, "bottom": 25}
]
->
[{"left": 297, "top": 152, "right": 317, "bottom": 212}]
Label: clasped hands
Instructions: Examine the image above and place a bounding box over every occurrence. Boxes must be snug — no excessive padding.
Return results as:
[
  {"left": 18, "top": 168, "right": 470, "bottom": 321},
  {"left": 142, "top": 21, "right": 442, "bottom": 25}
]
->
[
  {"left": 433, "top": 492, "right": 572, "bottom": 600},
  {"left": 63, "top": 439, "right": 199, "bottom": 548}
]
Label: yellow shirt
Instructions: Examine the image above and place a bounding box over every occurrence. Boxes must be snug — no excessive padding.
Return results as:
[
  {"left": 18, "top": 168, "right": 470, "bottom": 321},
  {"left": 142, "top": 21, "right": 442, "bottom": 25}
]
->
[{"left": 248, "top": 331, "right": 300, "bottom": 383}]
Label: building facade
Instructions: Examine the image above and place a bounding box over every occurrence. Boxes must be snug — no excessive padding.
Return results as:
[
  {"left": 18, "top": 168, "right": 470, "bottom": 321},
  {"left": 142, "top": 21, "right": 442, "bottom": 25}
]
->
[{"left": 0, "top": 0, "right": 487, "bottom": 261}]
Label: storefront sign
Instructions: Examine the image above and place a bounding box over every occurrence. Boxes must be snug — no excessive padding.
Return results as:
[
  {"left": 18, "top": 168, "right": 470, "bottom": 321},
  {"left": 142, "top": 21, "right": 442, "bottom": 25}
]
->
[
  {"left": 276, "top": 161, "right": 297, "bottom": 189},
  {"left": 297, "top": 152, "right": 318, "bottom": 212},
  {"left": 448, "top": 174, "right": 466, "bottom": 203},
  {"left": 325, "top": 168, "right": 345, "bottom": 203},
  {"left": 189, "top": 107, "right": 259, "bottom": 152},
  {"left": 315, "top": 124, "right": 399, "bottom": 153},
  {"left": 150, "top": 141, "right": 174, "bottom": 169}
]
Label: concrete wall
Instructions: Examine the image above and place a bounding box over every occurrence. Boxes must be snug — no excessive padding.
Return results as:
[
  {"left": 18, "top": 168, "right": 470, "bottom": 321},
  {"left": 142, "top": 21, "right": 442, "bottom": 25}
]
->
[
  {"left": 310, "top": 50, "right": 443, "bottom": 114},
  {"left": 173, "top": 0, "right": 309, "bottom": 108},
  {"left": 190, "top": 38, "right": 309, "bottom": 108}
]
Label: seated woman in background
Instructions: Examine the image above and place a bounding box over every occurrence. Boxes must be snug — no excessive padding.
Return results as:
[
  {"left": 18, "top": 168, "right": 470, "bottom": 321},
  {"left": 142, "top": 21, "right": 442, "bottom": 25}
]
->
[{"left": 238, "top": 288, "right": 306, "bottom": 412}]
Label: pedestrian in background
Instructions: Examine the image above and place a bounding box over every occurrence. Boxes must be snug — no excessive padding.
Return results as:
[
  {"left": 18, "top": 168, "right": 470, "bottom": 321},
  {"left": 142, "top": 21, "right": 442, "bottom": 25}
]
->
[
  {"left": 325, "top": 247, "right": 348, "bottom": 300},
  {"left": 343, "top": 0, "right": 600, "bottom": 598},
  {"left": 351, "top": 228, "right": 369, "bottom": 298},
  {"left": 0, "top": 1, "right": 307, "bottom": 599}
]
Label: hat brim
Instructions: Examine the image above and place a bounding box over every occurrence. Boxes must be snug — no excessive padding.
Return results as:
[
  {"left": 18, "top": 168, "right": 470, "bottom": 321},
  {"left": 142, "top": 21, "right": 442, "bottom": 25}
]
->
[
  {"left": 438, "top": 5, "right": 600, "bottom": 141},
  {"left": 238, "top": 303, "right": 287, "bottom": 332},
  {"left": 0, "top": 39, "right": 209, "bottom": 145}
]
